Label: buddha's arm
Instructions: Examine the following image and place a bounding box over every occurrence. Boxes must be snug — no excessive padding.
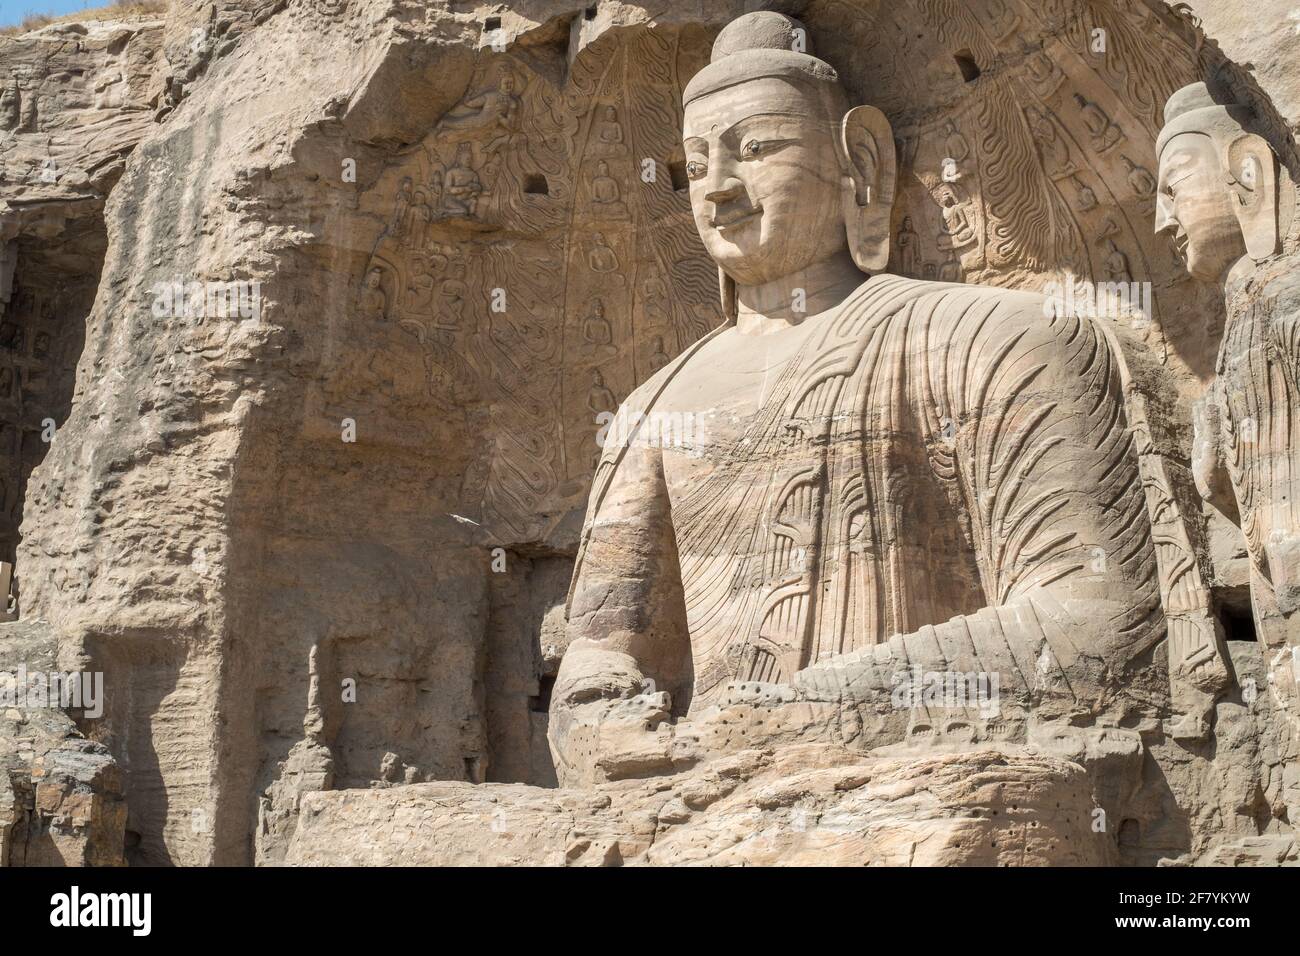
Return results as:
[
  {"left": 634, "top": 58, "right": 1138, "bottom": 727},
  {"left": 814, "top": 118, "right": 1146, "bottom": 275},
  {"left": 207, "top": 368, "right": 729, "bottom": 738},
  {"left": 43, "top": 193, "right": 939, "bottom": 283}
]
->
[
  {"left": 798, "top": 295, "right": 1163, "bottom": 715},
  {"left": 548, "top": 441, "right": 693, "bottom": 785}
]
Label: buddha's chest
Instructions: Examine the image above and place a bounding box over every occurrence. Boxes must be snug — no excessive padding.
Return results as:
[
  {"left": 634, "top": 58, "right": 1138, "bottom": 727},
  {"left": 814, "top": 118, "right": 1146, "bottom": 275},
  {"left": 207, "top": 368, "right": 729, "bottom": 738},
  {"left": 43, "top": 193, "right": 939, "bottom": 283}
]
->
[{"left": 653, "top": 324, "right": 814, "bottom": 499}]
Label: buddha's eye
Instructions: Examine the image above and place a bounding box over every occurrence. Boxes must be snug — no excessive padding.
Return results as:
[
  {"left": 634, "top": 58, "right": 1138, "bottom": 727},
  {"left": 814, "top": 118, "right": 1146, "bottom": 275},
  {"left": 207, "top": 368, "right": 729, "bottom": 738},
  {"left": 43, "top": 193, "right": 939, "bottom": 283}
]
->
[
  {"left": 685, "top": 159, "right": 707, "bottom": 179},
  {"left": 740, "top": 139, "right": 765, "bottom": 159}
]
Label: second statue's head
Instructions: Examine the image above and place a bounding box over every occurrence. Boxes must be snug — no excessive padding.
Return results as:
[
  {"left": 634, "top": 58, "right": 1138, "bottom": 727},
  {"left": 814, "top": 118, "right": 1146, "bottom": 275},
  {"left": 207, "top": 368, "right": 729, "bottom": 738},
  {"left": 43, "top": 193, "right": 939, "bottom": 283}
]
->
[
  {"left": 1156, "top": 82, "right": 1293, "bottom": 283},
  {"left": 682, "top": 12, "right": 895, "bottom": 293}
]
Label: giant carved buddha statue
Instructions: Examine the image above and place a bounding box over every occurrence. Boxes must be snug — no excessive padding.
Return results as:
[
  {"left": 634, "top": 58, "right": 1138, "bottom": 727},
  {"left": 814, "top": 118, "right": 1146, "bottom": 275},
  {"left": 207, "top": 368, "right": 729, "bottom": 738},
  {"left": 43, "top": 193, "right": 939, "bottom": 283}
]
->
[{"left": 549, "top": 13, "right": 1163, "bottom": 786}]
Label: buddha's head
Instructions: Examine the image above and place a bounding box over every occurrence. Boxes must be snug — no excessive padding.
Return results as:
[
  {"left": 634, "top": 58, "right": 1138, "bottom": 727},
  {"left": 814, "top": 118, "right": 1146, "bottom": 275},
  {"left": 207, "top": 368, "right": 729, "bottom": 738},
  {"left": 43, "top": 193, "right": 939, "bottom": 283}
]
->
[
  {"left": 682, "top": 12, "right": 894, "bottom": 295},
  {"left": 1156, "top": 82, "right": 1291, "bottom": 282}
]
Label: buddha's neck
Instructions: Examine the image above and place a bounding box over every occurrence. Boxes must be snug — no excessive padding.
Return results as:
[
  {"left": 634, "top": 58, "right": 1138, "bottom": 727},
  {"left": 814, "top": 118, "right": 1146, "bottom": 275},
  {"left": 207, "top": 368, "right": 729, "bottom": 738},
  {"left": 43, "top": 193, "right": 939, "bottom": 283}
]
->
[{"left": 733, "top": 250, "right": 865, "bottom": 336}]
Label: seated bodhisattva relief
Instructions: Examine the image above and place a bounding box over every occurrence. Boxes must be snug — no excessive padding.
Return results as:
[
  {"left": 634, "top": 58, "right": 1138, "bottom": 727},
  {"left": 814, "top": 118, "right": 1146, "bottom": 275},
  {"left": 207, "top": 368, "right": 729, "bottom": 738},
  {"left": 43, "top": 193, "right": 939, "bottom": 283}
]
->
[{"left": 549, "top": 12, "right": 1166, "bottom": 787}]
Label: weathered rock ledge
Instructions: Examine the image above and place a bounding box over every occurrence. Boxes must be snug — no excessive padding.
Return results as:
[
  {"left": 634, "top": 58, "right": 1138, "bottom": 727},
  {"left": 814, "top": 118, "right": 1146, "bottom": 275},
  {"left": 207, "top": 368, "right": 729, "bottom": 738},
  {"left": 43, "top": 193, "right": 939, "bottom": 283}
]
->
[{"left": 284, "top": 747, "right": 1113, "bottom": 866}]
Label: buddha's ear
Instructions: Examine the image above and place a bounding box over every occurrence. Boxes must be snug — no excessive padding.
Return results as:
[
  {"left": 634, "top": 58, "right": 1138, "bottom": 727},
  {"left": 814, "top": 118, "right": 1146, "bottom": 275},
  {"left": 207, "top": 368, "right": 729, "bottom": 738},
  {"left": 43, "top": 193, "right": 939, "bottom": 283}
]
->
[
  {"left": 840, "top": 105, "right": 896, "bottom": 271},
  {"left": 1225, "top": 132, "right": 1280, "bottom": 261}
]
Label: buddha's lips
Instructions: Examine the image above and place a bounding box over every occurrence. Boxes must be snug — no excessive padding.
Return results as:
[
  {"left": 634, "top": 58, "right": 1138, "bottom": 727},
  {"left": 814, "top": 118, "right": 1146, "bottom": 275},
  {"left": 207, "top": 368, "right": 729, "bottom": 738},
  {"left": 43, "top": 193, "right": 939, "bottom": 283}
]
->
[{"left": 712, "top": 204, "right": 763, "bottom": 228}]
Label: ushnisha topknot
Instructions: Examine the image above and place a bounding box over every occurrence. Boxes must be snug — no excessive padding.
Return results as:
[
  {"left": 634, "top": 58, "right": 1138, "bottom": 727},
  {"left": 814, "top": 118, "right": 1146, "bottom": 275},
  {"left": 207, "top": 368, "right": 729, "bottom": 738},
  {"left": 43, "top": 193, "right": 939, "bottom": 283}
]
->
[
  {"left": 682, "top": 11, "right": 847, "bottom": 115},
  {"left": 1156, "top": 81, "right": 1255, "bottom": 157}
]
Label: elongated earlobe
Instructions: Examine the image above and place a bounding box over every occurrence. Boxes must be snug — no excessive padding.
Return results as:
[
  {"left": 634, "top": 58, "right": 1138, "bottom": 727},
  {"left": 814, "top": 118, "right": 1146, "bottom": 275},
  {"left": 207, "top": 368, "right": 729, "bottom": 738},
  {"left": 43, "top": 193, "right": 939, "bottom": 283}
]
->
[
  {"left": 1227, "top": 134, "right": 1281, "bottom": 261},
  {"left": 840, "top": 105, "right": 896, "bottom": 271}
]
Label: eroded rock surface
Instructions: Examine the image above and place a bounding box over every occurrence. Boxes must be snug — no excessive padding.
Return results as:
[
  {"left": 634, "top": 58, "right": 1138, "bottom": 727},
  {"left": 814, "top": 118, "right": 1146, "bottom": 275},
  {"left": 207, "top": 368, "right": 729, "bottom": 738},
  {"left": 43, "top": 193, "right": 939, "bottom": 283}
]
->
[
  {"left": 285, "top": 747, "right": 1112, "bottom": 866},
  {"left": 0, "top": 619, "right": 124, "bottom": 866}
]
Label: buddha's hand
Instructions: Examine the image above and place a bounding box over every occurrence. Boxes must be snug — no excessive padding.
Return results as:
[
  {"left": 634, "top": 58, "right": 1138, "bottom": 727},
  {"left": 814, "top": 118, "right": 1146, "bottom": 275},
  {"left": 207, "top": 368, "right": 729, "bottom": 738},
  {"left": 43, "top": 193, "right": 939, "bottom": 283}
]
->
[
  {"left": 1191, "top": 396, "right": 1234, "bottom": 515},
  {"left": 548, "top": 645, "right": 684, "bottom": 787}
]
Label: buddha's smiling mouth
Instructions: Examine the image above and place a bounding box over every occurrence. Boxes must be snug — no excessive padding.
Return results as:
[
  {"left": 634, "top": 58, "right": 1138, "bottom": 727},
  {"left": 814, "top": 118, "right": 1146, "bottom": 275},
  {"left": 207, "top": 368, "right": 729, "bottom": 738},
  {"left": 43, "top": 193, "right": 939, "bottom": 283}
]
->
[{"left": 712, "top": 204, "right": 763, "bottom": 229}]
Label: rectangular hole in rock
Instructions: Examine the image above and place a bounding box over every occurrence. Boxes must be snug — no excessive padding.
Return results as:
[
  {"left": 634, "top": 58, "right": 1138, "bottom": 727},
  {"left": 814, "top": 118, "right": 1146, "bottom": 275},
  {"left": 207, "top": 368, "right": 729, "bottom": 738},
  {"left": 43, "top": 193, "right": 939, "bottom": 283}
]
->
[
  {"left": 954, "top": 49, "right": 981, "bottom": 82},
  {"left": 1214, "top": 585, "right": 1258, "bottom": 643},
  {"left": 529, "top": 674, "right": 555, "bottom": 714},
  {"left": 1220, "top": 605, "right": 1259, "bottom": 642},
  {"left": 523, "top": 174, "right": 549, "bottom": 195},
  {"left": 669, "top": 160, "right": 689, "bottom": 192}
]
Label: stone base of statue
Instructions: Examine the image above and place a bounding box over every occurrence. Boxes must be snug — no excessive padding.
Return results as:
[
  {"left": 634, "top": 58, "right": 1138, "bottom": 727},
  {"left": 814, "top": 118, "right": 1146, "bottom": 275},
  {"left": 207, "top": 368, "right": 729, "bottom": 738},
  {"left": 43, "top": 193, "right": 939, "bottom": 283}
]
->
[{"left": 278, "top": 745, "right": 1118, "bottom": 866}]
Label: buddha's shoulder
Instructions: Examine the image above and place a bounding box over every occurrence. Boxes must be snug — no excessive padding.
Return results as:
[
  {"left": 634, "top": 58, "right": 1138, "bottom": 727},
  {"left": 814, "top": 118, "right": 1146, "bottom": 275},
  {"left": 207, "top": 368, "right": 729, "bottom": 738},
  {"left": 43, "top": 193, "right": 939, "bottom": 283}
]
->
[
  {"left": 616, "top": 328, "right": 727, "bottom": 413},
  {"left": 876, "top": 275, "right": 1091, "bottom": 347},
  {"left": 868, "top": 274, "right": 1049, "bottom": 318}
]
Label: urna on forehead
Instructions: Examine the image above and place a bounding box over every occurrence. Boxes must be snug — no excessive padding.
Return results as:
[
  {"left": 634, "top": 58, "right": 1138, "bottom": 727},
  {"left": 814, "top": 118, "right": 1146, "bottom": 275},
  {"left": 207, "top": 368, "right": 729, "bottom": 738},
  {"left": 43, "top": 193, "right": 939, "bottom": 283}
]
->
[{"left": 681, "top": 11, "right": 850, "bottom": 121}]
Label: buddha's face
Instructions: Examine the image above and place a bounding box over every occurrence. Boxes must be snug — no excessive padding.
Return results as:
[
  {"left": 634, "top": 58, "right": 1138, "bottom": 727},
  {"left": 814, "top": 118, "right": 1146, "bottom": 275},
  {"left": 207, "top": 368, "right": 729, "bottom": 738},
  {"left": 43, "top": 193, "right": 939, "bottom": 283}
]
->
[
  {"left": 1156, "top": 132, "right": 1246, "bottom": 282},
  {"left": 683, "top": 77, "right": 847, "bottom": 286}
]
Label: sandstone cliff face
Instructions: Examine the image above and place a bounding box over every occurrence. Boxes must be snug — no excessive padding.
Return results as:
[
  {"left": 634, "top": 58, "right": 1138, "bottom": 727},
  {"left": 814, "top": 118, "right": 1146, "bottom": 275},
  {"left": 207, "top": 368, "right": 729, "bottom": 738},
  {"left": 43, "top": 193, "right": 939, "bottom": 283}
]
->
[
  {"left": 0, "top": 0, "right": 1297, "bottom": 866},
  {"left": 0, "top": 11, "right": 164, "bottom": 865},
  {"left": 1, "top": 13, "right": 165, "bottom": 565}
]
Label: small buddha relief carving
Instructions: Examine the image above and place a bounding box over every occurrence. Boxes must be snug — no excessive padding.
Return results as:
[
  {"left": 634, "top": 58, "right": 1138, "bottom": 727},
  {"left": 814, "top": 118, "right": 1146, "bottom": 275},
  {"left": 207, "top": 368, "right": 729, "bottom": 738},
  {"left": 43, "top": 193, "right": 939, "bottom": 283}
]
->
[
  {"left": 589, "top": 160, "right": 627, "bottom": 219},
  {"left": 895, "top": 215, "right": 919, "bottom": 277},
  {"left": 360, "top": 267, "right": 387, "bottom": 321},
  {"left": 594, "top": 105, "right": 626, "bottom": 155},
  {"left": 442, "top": 143, "right": 483, "bottom": 217},
  {"left": 1074, "top": 93, "right": 1123, "bottom": 153},
  {"left": 581, "top": 297, "right": 617, "bottom": 360}
]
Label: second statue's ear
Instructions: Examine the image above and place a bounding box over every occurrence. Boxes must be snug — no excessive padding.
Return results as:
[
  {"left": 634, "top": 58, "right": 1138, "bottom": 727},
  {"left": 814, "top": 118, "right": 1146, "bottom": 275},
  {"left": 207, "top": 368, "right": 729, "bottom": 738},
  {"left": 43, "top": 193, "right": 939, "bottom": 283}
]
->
[
  {"left": 840, "top": 105, "right": 896, "bottom": 272},
  {"left": 1226, "top": 133, "right": 1280, "bottom": 261}
]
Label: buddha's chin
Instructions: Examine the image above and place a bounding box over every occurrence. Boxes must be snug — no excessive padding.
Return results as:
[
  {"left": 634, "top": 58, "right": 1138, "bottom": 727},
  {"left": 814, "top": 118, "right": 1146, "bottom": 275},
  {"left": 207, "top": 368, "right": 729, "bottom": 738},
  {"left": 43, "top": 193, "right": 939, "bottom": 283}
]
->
[
  {"left": 705, "top": 220, "right": 761, "bottom": 253},
  {"left": 706, "top": 245, "right": 764, "bottom": 276},
  {"left": 708, "top": 233, "right": 786, "bottom": 276}
]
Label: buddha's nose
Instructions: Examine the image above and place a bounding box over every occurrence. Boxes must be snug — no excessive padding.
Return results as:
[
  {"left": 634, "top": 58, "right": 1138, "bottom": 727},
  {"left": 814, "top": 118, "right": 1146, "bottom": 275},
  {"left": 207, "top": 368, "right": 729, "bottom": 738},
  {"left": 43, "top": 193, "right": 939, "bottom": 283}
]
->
[
  {"left": 1154, "top": 192, "right": 1175, "bottom": 235},
  {"left": 705, "top": 176, "right": 745, "bottom": 207}
]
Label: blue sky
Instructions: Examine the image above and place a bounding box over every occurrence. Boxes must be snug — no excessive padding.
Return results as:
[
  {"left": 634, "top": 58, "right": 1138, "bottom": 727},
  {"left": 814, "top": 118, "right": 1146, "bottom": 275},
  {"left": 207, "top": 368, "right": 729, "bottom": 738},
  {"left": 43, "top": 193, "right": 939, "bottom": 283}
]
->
[{"left": 0, "top": 0, "right": 106, "bottom": 29}]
